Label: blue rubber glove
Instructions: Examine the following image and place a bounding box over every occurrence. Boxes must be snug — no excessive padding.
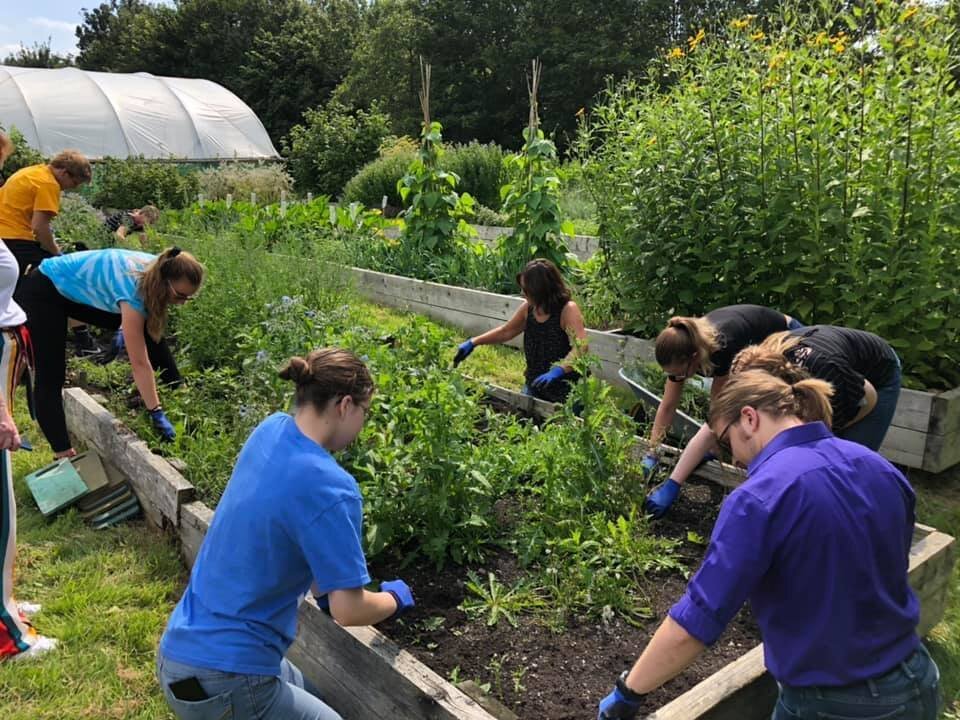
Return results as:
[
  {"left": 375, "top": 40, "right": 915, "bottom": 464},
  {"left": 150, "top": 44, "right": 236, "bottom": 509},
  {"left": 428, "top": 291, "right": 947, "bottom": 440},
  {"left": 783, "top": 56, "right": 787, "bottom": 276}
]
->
[
  {"left": 640, "top": 453, "right": 658, "bottom": 477},
  {"left": 452, "top": 339, "right": 474, "bottom": 367},
  {"left": 148, "top": 407, "right": 176, "bottom": 442},
  {"left": 531, "top": 365, "right": 566, "bottom": 388},
  {"left": 381, "top": 579, "right": 414, "bottom": 620},
  {"left": 598, "top": 678, "right": 642, "bottom": 719},
  {"left": 99, "top": 329, "right": 125, "bottom": 364},
  {"left": 645, "top": 478, "right": 681, "bottom": 518}
]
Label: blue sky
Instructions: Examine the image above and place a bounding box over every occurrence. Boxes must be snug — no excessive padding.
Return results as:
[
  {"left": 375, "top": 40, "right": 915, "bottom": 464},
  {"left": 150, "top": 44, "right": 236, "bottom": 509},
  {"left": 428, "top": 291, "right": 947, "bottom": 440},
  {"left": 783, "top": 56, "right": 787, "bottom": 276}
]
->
[{"left": 0, "top": 0, "right": 172, "bottom": 59}]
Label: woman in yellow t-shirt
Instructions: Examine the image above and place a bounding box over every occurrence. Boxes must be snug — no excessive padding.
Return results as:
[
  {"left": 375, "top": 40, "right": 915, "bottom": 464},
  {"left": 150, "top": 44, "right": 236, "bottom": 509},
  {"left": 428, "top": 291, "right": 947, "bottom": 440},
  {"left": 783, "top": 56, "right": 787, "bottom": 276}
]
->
[{"left": 0, "top": 150, "right": 91, "bottom": 275}]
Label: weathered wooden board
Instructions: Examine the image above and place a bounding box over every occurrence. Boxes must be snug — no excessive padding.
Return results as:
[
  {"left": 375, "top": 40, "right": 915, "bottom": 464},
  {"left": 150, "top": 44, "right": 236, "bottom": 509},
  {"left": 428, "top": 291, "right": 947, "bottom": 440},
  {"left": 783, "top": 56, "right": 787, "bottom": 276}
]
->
[
  {"left": 180, "top": 501, "right": 214, "bottom": 569},
  {"left": 63, "top": 388, "right": 193, "bottom": 528},
  {"left": 287, "top": 601, "right": 499, "bottom": 720}
]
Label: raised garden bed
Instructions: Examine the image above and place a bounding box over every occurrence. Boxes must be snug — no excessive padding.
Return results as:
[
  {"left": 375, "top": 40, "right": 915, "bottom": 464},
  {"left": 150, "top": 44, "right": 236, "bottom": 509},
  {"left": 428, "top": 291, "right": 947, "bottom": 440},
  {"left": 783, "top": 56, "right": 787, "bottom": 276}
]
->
[
  {"left": 62, "top": 387, "right": 956, "bottom": 720},
  {"left": 349, "top": 264, "right": 960, "bottom": 472}
]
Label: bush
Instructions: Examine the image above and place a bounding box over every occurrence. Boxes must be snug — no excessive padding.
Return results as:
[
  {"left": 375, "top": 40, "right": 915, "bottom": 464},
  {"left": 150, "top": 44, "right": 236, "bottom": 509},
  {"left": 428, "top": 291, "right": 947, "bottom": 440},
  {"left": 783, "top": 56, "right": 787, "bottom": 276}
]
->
[
  {"left": 91, "top": 157, "right": 200, "bottom": 210},
  {"left": 283, "top": 101, "right": 391, "bottom": 197},
  {"left": 343, "top": 140, "right": 505, "bottom": 211},
  {"left": 195, "top": 163, "right": 293, "bottom": 204},
  {"left": 1, "top": 127, "right": 45, "bottom": 178},
  {"left": 343, "top": 150, "right": 416, "bottom": 209},
  {"left": 52, "top": 195, "right": 112, "bottom": 249},
  {"left": 579, "top": 0, "right": 960, "bottom": 390}
]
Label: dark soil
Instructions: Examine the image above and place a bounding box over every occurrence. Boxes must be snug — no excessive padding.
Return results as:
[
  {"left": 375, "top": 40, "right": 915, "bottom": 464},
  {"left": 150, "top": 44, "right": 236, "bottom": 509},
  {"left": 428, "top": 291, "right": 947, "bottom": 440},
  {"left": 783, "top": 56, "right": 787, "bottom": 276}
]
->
[{"left": 370, "top": 479, "right": 760, "bottom": 718}]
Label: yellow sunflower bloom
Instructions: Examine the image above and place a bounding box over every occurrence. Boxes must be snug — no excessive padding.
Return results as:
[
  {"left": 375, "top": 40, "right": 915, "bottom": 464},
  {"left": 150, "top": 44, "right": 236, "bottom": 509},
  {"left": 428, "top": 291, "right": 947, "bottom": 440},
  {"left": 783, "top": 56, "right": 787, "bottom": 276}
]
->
[{"left": 688, "top": 28, "right": 706, "bottom": 51}]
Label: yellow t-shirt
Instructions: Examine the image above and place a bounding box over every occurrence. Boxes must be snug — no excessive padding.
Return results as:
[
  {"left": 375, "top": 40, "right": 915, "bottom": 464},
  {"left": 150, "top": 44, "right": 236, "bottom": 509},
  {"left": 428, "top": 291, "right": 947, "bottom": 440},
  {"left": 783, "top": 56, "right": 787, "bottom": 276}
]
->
[{"left": 0, "top": 164, "right": 61, "bottom": 241}]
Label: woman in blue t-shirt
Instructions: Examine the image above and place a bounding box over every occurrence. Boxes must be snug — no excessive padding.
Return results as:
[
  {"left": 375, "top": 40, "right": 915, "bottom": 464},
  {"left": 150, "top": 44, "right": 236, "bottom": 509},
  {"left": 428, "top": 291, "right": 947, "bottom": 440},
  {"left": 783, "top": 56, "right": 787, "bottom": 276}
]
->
[
  {"left": 158, "top": 348, "right": 414, "bottom": 720},
  {"left": 13, "top": 246, "right": 203, "bottom": 456}
]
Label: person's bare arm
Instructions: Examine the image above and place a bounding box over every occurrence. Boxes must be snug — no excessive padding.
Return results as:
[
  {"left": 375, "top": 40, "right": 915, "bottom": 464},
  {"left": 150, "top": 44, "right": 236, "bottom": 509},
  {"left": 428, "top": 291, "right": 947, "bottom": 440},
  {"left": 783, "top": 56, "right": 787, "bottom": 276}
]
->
[
  {"left": 120, "top": 303, "right": 160, "bottom": 411},
  {"left": 472, "top": 302, "right": 529, "bottom": 346},
  {"left": 31, "top": 211, "right": 60, "bottom": 256},
  {"left": 650, "top": 379, "right": 685, "bottom": 447},
  {"left": 327, "top": 587, "right": 399, "bottom": 626},
  {"left": 623, "top": 616, "right": 706, "bottom": 693},
  {"left": 115, "top": 224, "right": 128, "bottom": 241},
  {"left": 558, "top": 301, "right": 589, "bottom": 370}
]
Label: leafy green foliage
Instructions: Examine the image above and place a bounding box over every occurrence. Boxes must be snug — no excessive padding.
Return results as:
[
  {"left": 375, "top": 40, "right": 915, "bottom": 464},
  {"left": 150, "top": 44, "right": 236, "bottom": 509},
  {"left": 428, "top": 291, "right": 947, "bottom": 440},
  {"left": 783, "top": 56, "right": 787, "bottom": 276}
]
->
[
  {"left": 396, "top": 121, "right": 477, "bottom": 266},
  {"left": 91, "top": 157, "right": 200, "bottom": 210},
  {"left": 498, "top": 128, "right": 573, "bottom": 286},
  {"left": 0, "top": 127, "right": 45, "bottom": 178},
  {"left": 52, "top": 195, "right": 113, "bottom": 249},
  {"left": 283, "top": 102, "right": 392, "bottom": 197},
  {"left": 460, "top": 572, "right": 546, "bottom": 627},
  {"left": 579, "top": 0, "right": 960, "bottom": 390},
  {"left": 342, "top": 151, "right": 416, "bottom": 210}
]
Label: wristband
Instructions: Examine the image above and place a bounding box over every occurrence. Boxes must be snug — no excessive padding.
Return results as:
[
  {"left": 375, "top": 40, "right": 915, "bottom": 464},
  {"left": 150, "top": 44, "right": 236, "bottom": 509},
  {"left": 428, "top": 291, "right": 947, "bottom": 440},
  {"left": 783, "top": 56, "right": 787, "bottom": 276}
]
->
[
  {"left": 147, "top": 404, "right": 162, "bottom": 413},
  {"left": 385, "top": 590, "right": 405, "bottom": 620}
]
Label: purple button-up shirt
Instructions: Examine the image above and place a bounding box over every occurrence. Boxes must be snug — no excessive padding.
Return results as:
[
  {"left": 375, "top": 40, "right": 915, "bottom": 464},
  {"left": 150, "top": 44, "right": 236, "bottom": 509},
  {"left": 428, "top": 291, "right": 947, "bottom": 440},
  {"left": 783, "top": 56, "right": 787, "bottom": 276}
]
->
[{"left": 669, "top": 422, "right": 919, "bottom": 686}]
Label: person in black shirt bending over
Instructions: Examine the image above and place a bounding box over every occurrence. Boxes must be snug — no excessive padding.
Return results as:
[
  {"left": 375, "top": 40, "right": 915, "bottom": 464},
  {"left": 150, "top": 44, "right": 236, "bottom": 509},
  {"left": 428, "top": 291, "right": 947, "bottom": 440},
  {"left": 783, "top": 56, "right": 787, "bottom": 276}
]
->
[
  {"left": 451, "top": 258, "right": 588, "bottom": 404},
  {"left": 732, "top": 325, "right": 901, "bottom": 451},
  {"left": 644, "top": 305, "right": 804, "bottom": 517}
]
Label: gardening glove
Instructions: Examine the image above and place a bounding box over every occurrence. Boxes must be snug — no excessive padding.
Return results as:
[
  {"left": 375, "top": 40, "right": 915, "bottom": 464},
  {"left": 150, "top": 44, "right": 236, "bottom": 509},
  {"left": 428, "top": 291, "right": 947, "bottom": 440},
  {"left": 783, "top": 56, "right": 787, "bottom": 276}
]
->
[
  {"left": 148, "top": 407, "right": 176, "bottom": 443},
  {"left": 452, "top": 339, "right": 474, "bottom": 367},
  {"left": 98, "top": 329, "right": 125, "bottom": 364},
  {"left": 598, "top": 672, "right": 644, "bottom": 719},
  {"left": 645, "top": 478, "right": 681, "bottom": 518},
  {"left": 531, "top": 365, "right": 566, "bottom": 388},
  {"left": 640, "top": 453, "right": 658, "bottom": 477},
  {"left": 381, "top": 579, "right": 415, "bottom": 620}
]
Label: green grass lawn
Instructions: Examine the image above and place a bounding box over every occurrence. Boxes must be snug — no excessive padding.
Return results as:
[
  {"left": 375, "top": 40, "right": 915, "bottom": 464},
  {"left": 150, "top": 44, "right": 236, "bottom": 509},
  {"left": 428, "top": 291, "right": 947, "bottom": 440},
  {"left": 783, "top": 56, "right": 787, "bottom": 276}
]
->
[{"left": 0, "top": 401, "right": 183, "bottom": 720}]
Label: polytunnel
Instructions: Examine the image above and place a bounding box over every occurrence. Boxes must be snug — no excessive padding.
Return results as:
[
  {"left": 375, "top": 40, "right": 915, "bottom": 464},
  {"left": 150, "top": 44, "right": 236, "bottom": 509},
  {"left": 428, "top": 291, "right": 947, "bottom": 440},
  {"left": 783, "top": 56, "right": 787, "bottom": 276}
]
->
[{"left": 0, "top": 65, "right": 279, "bottom": 161}]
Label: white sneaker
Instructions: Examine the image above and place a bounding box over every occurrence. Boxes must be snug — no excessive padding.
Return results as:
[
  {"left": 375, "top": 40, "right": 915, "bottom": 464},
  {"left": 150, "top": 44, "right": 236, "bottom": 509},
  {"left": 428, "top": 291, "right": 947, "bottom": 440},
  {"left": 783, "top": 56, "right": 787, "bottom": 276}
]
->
[
  {"left": 10, "top": 635, "right": 58, "bottom": 661},
  {"left": 17, "top": 602, "right": 41, "bottom": 618}
]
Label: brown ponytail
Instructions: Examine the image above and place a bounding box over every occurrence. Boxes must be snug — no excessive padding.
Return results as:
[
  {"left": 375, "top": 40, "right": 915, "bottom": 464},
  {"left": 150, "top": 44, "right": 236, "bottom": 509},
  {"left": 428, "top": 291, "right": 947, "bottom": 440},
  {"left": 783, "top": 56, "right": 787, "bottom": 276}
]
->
[
  {"left": 279, "top": 348, "right": 374, "bottom": 412},
  {"left": 730, "top": 331, "right": 805, "bottom": 380},
  {"left": 709, "top": 369, "right": 834, "bottom": 428},
  {"left": 655, "top": 316, "right": 720, "bottom": 375},
  {"left": 137, "top": 247, "right": 205, "bottom": 341}
]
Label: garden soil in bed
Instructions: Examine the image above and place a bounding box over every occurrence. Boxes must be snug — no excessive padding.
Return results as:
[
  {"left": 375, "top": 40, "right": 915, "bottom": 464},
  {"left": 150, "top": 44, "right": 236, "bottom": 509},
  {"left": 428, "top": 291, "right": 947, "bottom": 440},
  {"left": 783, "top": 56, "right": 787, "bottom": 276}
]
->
[{"left": 371, "top": 479, "right": 760, "bottom": 719}]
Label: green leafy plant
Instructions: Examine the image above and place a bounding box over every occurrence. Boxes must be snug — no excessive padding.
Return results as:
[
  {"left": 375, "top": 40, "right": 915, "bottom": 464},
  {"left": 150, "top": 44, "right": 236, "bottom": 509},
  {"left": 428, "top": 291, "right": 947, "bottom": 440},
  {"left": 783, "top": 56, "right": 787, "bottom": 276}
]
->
[
  {"left": 194, "top": 163, "right": 293, "bottom": 205},
  {"left": 1, "top": 126, "right": 44, "bottom": 177},
  {"left": 91, "top": 157, "right": 200, "bottom": 210},
  {"left": 460, "top": 571, "right": 545, "bottom": 628},
  {"left": 579, "top": 0, "right": 960, "bottom": 390}
]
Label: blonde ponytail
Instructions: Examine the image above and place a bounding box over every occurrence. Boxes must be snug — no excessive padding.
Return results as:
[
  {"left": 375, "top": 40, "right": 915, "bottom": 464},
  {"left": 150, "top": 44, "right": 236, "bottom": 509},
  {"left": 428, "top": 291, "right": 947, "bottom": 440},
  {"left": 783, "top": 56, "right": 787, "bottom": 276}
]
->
[
  {"left": 137, "top": 247, "right": 204, "bottom": 341},
  {"left": 709, "top": 369, "right": 834, "bottom": 428}
]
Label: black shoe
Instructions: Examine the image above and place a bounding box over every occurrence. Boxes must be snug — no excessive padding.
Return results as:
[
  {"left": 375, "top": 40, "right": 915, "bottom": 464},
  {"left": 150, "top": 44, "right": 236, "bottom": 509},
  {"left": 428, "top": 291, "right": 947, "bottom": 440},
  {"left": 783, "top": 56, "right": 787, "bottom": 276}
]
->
[{"left": 73, "top": 328, "right": 100, "bottom": 357}]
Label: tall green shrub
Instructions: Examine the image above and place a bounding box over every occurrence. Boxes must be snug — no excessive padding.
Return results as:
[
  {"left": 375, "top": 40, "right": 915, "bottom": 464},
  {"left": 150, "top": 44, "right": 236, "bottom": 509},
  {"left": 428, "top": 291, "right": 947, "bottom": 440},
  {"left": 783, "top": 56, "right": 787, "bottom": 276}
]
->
[
  {"left": 0, "top": 127, "right": 45, "bottom": 178},
  {"left": 580, "top": 0, "right": 960, "bottom": 390},
  {"left": 283, "top": 101, "right": 391, "bottom": 197},
  {"left": 91, "top": 157, "right": 200, "bottom": 210}
]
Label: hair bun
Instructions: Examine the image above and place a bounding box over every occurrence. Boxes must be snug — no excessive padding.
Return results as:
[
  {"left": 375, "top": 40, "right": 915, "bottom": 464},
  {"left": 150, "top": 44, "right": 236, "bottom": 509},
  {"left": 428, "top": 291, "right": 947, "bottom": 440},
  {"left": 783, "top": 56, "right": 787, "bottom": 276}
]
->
[{"left": 279, "top": 356, "right": 310, "bottom": 383}]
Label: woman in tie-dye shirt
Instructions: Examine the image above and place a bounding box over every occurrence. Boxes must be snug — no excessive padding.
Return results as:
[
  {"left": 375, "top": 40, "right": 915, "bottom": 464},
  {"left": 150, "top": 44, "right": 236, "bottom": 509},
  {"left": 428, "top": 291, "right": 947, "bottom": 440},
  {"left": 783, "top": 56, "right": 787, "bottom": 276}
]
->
[{"left": 14, "top": 246, "right": 204, "bottom": 457}]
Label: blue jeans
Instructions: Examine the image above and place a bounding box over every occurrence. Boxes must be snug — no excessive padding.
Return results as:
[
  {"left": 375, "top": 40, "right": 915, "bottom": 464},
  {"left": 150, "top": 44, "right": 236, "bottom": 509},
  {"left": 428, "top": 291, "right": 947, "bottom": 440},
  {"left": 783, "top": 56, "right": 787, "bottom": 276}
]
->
[
  {"left": 157, "top": 650, "right": 343, "bottom": 720},
  {"left": 772, "top": 644, "right": 940, "bottom": 720},
  {"left": 787, "top": 317, "right": 806, "bottom": 330},
  {"left": 837, "top": 353, "right": 902, "bottom": 451}
]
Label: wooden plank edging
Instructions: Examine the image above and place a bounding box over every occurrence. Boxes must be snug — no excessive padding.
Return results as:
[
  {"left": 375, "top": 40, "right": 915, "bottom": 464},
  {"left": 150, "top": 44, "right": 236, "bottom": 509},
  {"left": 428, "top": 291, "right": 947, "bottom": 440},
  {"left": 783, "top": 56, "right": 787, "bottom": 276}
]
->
[{"left": 60, "top": 387, "right": 957, "bottom": 720}]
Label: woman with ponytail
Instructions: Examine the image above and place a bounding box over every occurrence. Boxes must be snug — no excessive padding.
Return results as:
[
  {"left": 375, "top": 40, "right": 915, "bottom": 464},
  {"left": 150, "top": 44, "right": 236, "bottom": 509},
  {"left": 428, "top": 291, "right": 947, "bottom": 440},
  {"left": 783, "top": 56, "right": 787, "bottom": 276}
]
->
[
  {"left": 598, "top": 370, "right": 939, "bottom": 720},
  {"left": 644, "top": 305, "right": 802, "bottom": 517},
  {"left": 732, "top": 325, "right": 901, "bottom": 451},
  {"left": 14, "top": 246, "right": 203, "bottom": 455},
  {"left": 158, "top": 348, "right": 413, "bottom": 720}
]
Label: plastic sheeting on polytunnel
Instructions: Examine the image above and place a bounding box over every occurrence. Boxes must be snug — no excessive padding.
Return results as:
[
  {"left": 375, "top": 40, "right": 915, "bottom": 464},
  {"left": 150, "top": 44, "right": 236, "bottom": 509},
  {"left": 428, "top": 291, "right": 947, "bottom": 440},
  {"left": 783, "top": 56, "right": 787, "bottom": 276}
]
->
[{"left": 0, "top": 65, "right": 279, "bottom": 161}]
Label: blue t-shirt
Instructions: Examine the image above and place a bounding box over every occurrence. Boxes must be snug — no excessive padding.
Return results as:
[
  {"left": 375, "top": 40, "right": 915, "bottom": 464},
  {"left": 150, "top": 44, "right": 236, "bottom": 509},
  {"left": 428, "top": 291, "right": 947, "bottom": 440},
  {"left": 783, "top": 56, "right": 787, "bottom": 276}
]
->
[
  {"left": 39, "top": 249, "right": 153, "bottom": 316},
  {"left": 670, "top": 422, "right": 919, "bottom": 687},
  {"left": 160, "top": 413, "right": 371, "bottom": 676}
]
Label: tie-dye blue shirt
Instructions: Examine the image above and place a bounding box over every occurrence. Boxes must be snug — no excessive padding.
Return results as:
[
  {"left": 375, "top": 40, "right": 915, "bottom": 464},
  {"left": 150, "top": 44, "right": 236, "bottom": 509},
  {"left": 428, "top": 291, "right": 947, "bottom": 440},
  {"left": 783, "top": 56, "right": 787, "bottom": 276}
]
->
[{"left": 38, "top": 249, "right": 153, "bottom": 316}]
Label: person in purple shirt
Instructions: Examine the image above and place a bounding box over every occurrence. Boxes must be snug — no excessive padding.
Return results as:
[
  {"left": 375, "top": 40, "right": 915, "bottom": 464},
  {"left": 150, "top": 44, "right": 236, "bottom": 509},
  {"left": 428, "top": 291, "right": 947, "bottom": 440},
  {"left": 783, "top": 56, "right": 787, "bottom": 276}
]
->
[{"left": 598, "top": 369, "right": 940, "bottom": 720}]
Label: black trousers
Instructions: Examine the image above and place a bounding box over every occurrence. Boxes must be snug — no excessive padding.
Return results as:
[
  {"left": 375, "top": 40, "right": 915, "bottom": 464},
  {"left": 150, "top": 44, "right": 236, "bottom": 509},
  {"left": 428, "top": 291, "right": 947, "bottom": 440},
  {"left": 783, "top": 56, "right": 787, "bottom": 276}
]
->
[
  {"left": 3, "top": 239, "right": 53, "bottom": 280},
  {"left": 14, "top": 270, "right": 180, "bottom": 452}
]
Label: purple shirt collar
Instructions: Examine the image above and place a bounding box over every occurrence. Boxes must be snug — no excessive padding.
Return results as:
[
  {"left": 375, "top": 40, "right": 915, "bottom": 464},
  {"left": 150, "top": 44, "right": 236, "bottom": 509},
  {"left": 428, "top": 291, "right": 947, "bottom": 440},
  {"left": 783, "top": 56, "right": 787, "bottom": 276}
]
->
[{"left": 747, "top": 421, "right": 834, "bottom": 476}]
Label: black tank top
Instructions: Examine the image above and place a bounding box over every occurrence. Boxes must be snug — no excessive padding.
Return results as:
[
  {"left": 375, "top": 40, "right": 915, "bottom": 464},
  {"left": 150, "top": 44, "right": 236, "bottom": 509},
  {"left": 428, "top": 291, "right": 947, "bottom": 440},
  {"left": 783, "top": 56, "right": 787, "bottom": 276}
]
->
[{"left": 523, "top": 304, "right": 579, "bottom": 403}]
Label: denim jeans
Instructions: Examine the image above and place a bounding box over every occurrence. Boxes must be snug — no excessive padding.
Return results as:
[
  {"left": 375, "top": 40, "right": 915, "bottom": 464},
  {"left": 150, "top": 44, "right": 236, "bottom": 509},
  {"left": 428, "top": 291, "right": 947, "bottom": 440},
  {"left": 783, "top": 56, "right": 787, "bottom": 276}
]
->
[
  {"left": 837, "top": 353, "right": 902, "bottom": 451},
  {"left": 787, "top": 317, "right": 806, "bottom": 330},
  {"left": 772, "top": 644, "right": 941, "bottom": 720},
  {"left": 157, "top": 650, "right": 343, "bottom": 720}
]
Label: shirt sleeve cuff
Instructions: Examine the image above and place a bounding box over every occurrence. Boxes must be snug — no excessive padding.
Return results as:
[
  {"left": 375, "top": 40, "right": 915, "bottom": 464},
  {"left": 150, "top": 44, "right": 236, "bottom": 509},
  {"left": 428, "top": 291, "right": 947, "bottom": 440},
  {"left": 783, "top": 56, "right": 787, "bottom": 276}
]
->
[{"left": 669, "top": 592, "right": 727, "bottom": 646}]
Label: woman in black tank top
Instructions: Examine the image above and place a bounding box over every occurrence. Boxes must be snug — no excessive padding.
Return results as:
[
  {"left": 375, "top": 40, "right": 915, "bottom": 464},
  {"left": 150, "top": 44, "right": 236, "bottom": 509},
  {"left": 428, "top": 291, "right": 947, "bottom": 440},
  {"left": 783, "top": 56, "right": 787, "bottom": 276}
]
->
[{"left": 451, "top": 259, "right": 587, "bottom": 403}]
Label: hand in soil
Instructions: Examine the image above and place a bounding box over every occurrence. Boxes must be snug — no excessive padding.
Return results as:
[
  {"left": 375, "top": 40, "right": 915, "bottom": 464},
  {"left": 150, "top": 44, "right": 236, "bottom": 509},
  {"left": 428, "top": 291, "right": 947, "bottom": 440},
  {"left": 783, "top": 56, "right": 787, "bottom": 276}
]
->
[
  {"left": 645, "top": 478, "right": 681, "bottom": 518},
  {"left": 597, "top": 677, "right": 642, "bottom": 719},
  {"left": 452, "top": 339, "right": 474, "bottom": 367}
]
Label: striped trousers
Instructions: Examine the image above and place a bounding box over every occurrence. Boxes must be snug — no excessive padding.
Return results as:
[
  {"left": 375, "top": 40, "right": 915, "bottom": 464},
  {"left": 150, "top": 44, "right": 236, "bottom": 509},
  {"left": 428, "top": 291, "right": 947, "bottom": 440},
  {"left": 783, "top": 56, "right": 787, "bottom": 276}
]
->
[{"left": 0, "top": 326, "right": 37, "bottom": 658}]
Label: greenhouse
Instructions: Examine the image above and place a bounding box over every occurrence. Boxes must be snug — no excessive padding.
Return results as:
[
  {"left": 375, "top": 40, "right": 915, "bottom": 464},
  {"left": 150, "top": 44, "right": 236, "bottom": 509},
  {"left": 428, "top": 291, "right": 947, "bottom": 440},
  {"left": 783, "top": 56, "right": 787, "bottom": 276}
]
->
[{"left": 0, "top": 65, "right": 278, "bottom": 161}]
